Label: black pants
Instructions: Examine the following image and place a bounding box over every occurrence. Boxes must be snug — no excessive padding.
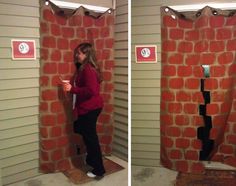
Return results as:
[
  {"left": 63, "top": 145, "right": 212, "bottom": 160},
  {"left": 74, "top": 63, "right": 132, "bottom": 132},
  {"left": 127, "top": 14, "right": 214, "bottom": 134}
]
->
[{"left": 73, "top": 108, "right": 105, "bottom": 176}]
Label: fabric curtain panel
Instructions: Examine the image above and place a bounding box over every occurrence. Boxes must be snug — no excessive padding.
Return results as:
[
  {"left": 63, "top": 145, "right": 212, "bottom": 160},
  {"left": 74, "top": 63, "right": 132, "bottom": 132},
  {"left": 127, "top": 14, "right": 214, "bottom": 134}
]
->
[
  {"left": 161, "top": 6, "right": 236, "bottom": 173},
  {"left": 39, "top": 0, "right": 114, "bottom": 172}
]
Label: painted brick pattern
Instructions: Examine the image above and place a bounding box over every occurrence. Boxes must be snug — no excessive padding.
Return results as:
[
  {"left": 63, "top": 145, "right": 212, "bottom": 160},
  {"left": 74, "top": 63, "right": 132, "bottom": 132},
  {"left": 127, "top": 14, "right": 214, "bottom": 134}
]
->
[
  {"left": 40, "top": 4, "right": 114, "bottom": 172},
  {"left": 161, "top": 6, "right": 236, "bottom": 173}
]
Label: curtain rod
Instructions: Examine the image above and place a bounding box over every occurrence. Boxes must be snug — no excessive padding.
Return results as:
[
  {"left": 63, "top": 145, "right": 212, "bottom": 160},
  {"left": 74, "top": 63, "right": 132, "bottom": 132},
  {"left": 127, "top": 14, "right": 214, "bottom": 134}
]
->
[
  {"left": 49, "top": 0, "right": 111, "bottom": 13},
  {"left": 169, "top": 3, "right": 236, "bottom": 12}
]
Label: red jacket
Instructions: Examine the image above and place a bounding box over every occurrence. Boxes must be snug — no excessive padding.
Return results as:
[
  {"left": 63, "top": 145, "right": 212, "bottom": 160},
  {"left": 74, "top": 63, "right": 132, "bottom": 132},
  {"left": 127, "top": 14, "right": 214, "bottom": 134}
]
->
[{"left": 70, "top": 63, "right": 103, "bottom": 117}]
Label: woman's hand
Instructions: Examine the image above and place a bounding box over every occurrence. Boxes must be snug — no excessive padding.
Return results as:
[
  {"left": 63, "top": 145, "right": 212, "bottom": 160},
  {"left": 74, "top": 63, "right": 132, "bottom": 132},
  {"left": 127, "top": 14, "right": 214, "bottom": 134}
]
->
[{"left": 63, "top": 82, "right": 72, "bottom": 92}]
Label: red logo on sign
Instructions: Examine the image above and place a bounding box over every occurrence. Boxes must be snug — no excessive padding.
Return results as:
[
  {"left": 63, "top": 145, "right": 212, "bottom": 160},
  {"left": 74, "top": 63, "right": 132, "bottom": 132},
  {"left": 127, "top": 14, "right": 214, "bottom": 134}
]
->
[
  {"left": 11, "top": 40, "right": 36, "bottom": 60},
  {"left": 135, "top": 45, "right": 157, "bottom": 63}
]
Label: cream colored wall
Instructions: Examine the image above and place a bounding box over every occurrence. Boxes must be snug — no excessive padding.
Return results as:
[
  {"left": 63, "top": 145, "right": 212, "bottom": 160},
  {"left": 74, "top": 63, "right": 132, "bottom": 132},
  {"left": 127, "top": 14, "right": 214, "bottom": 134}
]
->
[
  {"left": 113, "top": 0, "right": 128, "bottom": 161},
  {"left": 0, "top": 0, "right": 41, "bottom": 185},
  {"left": 131, "top": 0, "right": 235, "bottom": 167}
]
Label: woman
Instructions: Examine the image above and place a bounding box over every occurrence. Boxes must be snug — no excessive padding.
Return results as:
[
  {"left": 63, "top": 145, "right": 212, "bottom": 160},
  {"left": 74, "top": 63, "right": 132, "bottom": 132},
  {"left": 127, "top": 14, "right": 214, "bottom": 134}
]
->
[{"left": 63, "top": 42, "right": 105, "bottom": 179}]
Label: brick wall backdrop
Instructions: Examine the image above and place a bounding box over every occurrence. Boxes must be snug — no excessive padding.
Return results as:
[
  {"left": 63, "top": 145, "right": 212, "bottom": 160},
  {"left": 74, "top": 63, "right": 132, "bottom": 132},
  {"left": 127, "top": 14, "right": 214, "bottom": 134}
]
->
[
  {"left": 160, "top": 6, "right": 236, "bottom": 173},
  {"left": 39, "top": 2, "right": 114, "bottom": 172}
]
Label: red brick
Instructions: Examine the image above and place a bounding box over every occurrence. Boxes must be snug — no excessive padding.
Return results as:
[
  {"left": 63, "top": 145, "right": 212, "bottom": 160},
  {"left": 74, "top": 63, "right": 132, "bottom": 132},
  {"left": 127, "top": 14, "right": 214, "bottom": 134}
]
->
[
  {"left": 224, "top": 157, "right": 236, "bottom": 167},
  {"left": 162, "top": 65, "right": 176, "bottom": 76},
  {"left": 200, "top": 53, "right": 215, "bottom": 65},
  {"left": 103, "top": 104, "right": 113, "bottom": 113},
  {"left": 107, "top": 15, "right": 114, "bottom": 25},
  {"left": 184, "top": 103, "right": 197, "bottom": 114},
  {"left": 161, "top": 91, "right": 175, "bottom": 101},
  {"left": 229, "top": 64, "right": 236, "bottom": 75},
  {"left": 183, "top": 127, "right": 197, "bottom": 138},
  {"left": 192, "top": 92, "right": 204, "bottom": 103},
  {"left": 169, "top": 149, "right": 182, "bottom": 159},
  {"left": 175, "top": 115, "right": 189, "bottom": 126},
  {"left": 204, "top": 78, "right": 218, "bottom": 90},
  {"left": 191, "top": 162, "right": 204, "bottom": 173},
  {"left": 210, "top": 128, "right": 219, "bottom": 139},
  {"left": 100, "top": 135, "right": 112, "bottom": 144},
  {"left": 162, "top": 40, "right": 176, "bottom": 52},
  {"left": 40, "top": 102, "right": 48, "bottom": 112},
  {"left": 168, "top": 103, "right": 182, "bottom": 113},
  {"left": 76, "top": 28, "right": 86, "bottom": 38},
  {"left": 161, "top": 78, "right": 167, "bottom": 88},
  {"left": 192, "top": 139, "right": 202, "bottom": 149},
  {"left": 102, "top": 71, "right": 112, "bottom": 81},
  {"left": 42, "top": 36, "right": 56, "bottom": 48},
  {"left": 161, "top": 28, "right": 168, "bottom": 39},
  {"left": 51, "top": 101, "right": 63, "bottom": 113},
  {"left": 193, "top": 116, "right": 204, "bottom": 126},
  {"left": 63, "top": 51, "right": 73, "bottom": 63},
  {"left": 194, "top": 41, "right": 208, "bottom": 53},
  {"left": 62, "top": 27, "right": 74, "bottom": 38},
  {"left": 210, "top": 66, "right": 225, "bottom": 77},
  {"left": 57, "top": 38, "right": 69, "bottom": 50},
  {"left": 216, "top": 28, "right": 232, "bottom": 40},
  {"left": 101, "top": 93, "right": 111, "bottom": 102},
  {"left": 87, "top": 28, "right": 99, "bottom": 39},
  {"left": 210, "top": 16, "right": 224, "bottom": 27},
  {"left": 176, "top": 138, "right": 190, "bottom": 148},
  {"left": 195, "top": 16, "right": 208, "bottom": 28},
  {"left": 185, "top": 78, "right": 200, "bottom": 89},
  {"left": 57, "top": 136, "right": 69, "bottom": 147},
  {"left": 185, "top": 54, "right": 200, "bottom": 65},
  {"left": 40, "top": 127, "right": 48, "bottom": 138},
  {"left": 56, "top": 16, "right": 67, "bottom": 25},
  {"left": 43, "top": 63, "right": 57, "bottom": 74},
  {"left": 57, "top": 113, "right": 66, "bottom": 125},
  {"left": 185, "top": 30, "right": 199, "bottom": 41},
  {"left": 95, "top": 39, "right": 104, "bottom": 50},
  {"left": 51, "top": 24, "right": 61, "bottom": 36},
  {"left": 193, "top": 66, "right": 204, "bottom": 78},
  {"left": 40, "top": 48, "right": 49, "bottom": 61},
  {"left": 104, "top": 83, "right": 114, "bottom": 92},
  {"left": 42, "top": 90, "right": 57, "bottom": 101},
  {"left": 169, "top": 78, "right": 184, "bottom": 89},
  {"left": 41, "top": 115, "right": 56, "bottom": 126},
  {"left": 105, "top": 38, "right": 114, "bottom": 48},
  {"left": 178, "top": 42, "right": 193, "bottom": 53},
  {"left": 218, "top": 52, "right": 233, "bottom": 64},
  {"left": 166, "top": 127, "right": 181, "bottom": 137},
  {"left": 227, "top": 135, "right": 236, "bottom": 145},
  {"left": 95, "top": 16, "right": 105, "bottom": 26},
  {"left": 40, "top": 22, "right": 49, "bottom": 34},
  {"left": 161, "top": 136, "right": 174, "bottom": 148},
  {"left": 160, "top": 114, "right": 173, "bottom": 125},
  {"left": 176, "top": 91, "right": 191, "bottom": 102},
  {"left": 57, "top": 159, "right": 71, "bottom": 171},
  {"left": 221, "top": 102, "right": 231, "bottom": 113},
  {"left": 220, "top": 78, "right": 233, "bottom": 89},
  {"left": 212, "top": 115, "right": 227, "bottom": 127},
  {"left": 102, "top": 49, "right": 111, "bottom": 60},
  {"left": 175, "top": 161, "right": 188, "bottom": 172},
  {"left": 211, "top": 92, "right": 226, "bottom": 102},
  {"left": 41, "top": 139, "right": 56, "bottom": 150},
  {"left": 40, "top": 163, "right": 55, "bottom": 173},
  {"left": 228, "top": 112, "right": 236, "bottom": 122},
  {"left": 98, "top": 114, "right": 111, "bottom": 123},
  {"left": 100, "top": 27, "right": 110, "bottom": 37},
  {"left": 69, "top": 15, "right": 82, "bottom": 26},
  {"left": 51, "top": 75, "right": 61, "bottom": 86},
  {"left": 210, "top": 41, "right": 224, "bottom": 52},
  {"left": 83, "top": 16, "right": 94, "bottom": 27},
  {"left": 40, "top": 76, "right": 49, "bottom": 86},
  {"left": 51, "top": 149, "right": 63, "bottom": 161},
  {"left": 40, "top": 150, "right": 49, "bottom": 161},
  {"left": 226, "top": 16, "right": 236, "bottom": 26},
  {"left": 50, "top": 126, "right": 62, "bottom": 138},
  {"left": 185, "top": 150, "right": 198, "bottom": 160},
  {"left": 178, "top": 19, "right": 193, "bottom": 28},
  {"left": 227, "top": 39, "right": 236, "bottom": 51},
  {"left": 43, "top": 9, "right": 55, "bottom": 22},
  {"left": 168, "top": 53, "right": 183, "bottom": 64},
  {"left": 206, "top": 103, "right": 219, "bottom": 115},
  {"left": 58, "top": 63, "right": 70, "bottom": 74},
  {"left": 70, "top": 39, "right": 81, "bottom": 50},
  {"left": 104, "top": 60, "right": 114, "bottom": 70},
  {"left": 177, "top": 66, "right": 192, "bottom": 77},
  {"left": 163, "top": 15, "right": 177, "bottom": 27},
  {"left": 170, "top": 29, "right": 184, "bottom": 40},
  {"left": 51, "top": 50, "right": 61, "bottom": 61},
  {"left": 200, "top": 28, "right": 215, "bottom": 40}
]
